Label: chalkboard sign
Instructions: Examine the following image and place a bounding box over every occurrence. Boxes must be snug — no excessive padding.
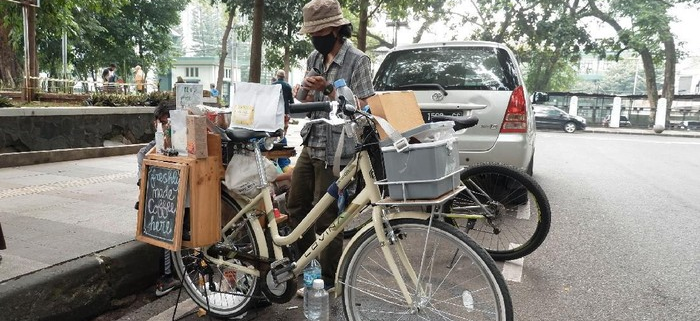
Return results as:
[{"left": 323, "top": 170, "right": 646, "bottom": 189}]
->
[
  {"left": 175, "top": 83, "right": 203, "bottom": 110},
  {"left": 136, "top": 159, "right": 189, "bottom": 250}
]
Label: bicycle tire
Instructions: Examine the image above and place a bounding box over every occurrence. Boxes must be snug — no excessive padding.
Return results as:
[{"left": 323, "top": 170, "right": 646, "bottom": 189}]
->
[
  {"left": 447, "top": 162, "right": 551, "bottom": 261},
  {"left": 172, "top": 192, "right": 262, "bottom": 319},
  {"left": 339, "top": 218, "right": 513, "bottom": 321}
]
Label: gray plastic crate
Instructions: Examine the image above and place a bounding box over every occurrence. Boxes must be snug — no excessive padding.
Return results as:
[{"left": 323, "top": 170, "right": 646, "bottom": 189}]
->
[
  {"left": 379, "top": 121, "right": 455, "bottom": 147},
  {"left": 379, "top": 170, "right": 462, "bottom": 201},
  {"left": 381, "top": 137, "right": 459, "bottom": 182}
]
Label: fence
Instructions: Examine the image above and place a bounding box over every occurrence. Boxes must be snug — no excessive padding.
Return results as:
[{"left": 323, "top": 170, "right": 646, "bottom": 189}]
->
[{"left": 542, "top": 93, "right": 700, "bottom": 128}]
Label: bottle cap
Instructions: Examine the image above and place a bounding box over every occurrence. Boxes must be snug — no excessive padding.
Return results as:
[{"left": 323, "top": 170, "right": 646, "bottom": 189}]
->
[
  {"left": 312, "top": 279, "right": 325, "bottom": 290},
  {"left": 273, "top": 208, "right": 281, "bottom": 218},
  {"left": 333, "top": 79, "right": 347, "bottom": 88}
]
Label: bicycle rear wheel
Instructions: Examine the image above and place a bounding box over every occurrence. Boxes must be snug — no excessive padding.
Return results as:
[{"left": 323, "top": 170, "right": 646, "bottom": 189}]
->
[
  {"left": 448, "top": 163, "right": 551, "bottom": 261},
  {"left": 172, "top": 192, "right": 261, "bottom": 319},
  {"left": 340, "top": 218, "right": 513, "bottom": 321}
]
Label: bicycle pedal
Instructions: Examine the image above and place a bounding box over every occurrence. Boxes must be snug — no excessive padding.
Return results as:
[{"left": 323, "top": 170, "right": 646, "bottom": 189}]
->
[{"left": 270, "top": 258, "right": 295, "bottom": 283}]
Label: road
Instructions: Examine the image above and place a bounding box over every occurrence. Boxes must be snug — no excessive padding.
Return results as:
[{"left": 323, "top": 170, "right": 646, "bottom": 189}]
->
[{"left": 103, "top": 132, "right": 699, "bottom": 320}]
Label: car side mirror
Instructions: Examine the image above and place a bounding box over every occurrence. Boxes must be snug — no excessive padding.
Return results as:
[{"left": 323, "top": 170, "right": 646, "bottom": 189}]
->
[{"left": 532, "top": 92, "right": 549, "bottom": 104}]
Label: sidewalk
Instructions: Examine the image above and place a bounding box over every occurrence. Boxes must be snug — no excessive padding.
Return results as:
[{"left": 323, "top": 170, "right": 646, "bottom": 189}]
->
[{"left": 0, "top": 123, "right": 697, "bottom": 320}]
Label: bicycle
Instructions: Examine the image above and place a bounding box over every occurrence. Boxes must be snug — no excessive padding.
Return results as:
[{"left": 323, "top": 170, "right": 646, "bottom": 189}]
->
[
  {"left": 343, "top": 115, "right": 552, "bottom": 262},
  {"left": 172, "top": 100, "right": 514, "bottom": 320}
]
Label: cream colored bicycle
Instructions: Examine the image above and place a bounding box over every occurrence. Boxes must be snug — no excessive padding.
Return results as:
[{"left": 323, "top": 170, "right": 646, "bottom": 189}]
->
[{"left": 172, "top": 100, "right": 513, "bottom": 320}]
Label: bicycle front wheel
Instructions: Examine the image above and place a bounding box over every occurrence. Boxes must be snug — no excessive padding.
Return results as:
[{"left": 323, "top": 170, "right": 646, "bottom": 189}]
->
[
  {"left": 448, "top": 163, "right": 551, "bottom": 261},
  {"left": 340, "top": 218, "right": 513, "bottom": 321},
  {"left": 172, "top": 192, "right": 261, "bottom": 319}
]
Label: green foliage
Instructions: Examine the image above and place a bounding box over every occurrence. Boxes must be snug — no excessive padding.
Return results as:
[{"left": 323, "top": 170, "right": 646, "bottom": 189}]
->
[
  {"left": 0, "top": 0, "right": 186, "bottom": 81},
  {"left": 145, "top": 91, "right": 175, "bottom": 106},
  {"left": 85, "top": 91, "right": 171, "bottom": 107},
  {"left": 0, "top": 95, "right": 14, "bottom": 108}
]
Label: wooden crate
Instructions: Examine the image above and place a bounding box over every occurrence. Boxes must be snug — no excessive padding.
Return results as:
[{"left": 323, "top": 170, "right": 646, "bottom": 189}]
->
[{"left": 144, "top": 133, "right": 223, "bottom": 248}]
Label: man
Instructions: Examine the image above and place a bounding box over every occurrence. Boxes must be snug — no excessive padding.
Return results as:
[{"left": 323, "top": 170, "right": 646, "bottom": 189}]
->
[
  {"left": 288, "top": 0, "right": 375, "bottom": 294},
  {"left": 136, "top": 101, "right": 180, "bottom": 297},
  {"left": 134, "top": 65, "right": 146, "bottom": 94},
  {"left": 101, "top": 64, "right": 117, "bottom": 93},
  {"left": 209, "top": 84, "right": 219, "bottom": 98},
  {"left": 272, "top": 69, "right": 293, "bottom": 116}
]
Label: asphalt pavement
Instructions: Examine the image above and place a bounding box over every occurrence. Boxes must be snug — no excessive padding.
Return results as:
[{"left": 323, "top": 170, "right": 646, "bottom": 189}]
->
[{"left": 0, "top": 125, "right": 698, "bottom": 320}]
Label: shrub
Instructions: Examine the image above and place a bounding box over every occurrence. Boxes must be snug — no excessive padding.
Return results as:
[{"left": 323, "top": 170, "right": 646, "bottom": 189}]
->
[
  {"left": 0, "top": 95, "right": 13, "bottom": 108},
  {"left": 145, "top": 91, "right": 174, "bottom": 106}
]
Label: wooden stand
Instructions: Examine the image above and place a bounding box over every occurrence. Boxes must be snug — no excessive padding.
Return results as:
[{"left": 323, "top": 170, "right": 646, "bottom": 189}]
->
[{"left": 140, "top": 133, "right": 223, "bottom": 249}]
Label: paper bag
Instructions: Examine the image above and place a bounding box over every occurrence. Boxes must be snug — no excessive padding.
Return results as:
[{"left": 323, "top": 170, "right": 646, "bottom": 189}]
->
[
  {"left": 230, "top": 82, "right": 285, "bottom": 132},
  {"left": 186, "top": 115, "right": 208, "bottom": 158},
  {"left": 367, "top": 91, "right": 425, "bottom": 140}
]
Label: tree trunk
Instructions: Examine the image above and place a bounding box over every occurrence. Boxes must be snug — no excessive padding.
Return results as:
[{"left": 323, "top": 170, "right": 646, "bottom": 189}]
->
[
  {"left": 217, "top": 8, "right": 235, "bottom": 94},
  {"left": 358, "top": 0, "right": 368, "bottom": 52},
  {"left": 639, "top": 48, "right": 659, "bottom": 122},
  {"left": 0, "top": 23, "right": 22, "bottom": 89},
  {"left": 661, "top": 37, "right": 676, "bottom": 125},
  {"left": 249, "top": 0, "right": 264, "bottom": 83}
]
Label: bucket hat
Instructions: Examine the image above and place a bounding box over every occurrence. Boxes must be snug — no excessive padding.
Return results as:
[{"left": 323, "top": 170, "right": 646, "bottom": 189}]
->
[{"left": 299, "top": 0, "right": 350, "bottom": 34}]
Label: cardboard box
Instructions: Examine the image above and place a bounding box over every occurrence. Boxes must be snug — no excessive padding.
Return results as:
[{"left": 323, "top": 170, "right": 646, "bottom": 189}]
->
[
  {"left": 186, "top": 115, "right": 208, "bottom": 158},
  {"left": 367, "top": 91, "right": 425, "bottom": 140}
]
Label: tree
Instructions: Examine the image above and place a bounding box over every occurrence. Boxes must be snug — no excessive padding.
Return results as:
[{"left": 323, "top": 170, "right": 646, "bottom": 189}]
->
[{"left": 190, "top": 2, "right": 226, "bottom": 57}]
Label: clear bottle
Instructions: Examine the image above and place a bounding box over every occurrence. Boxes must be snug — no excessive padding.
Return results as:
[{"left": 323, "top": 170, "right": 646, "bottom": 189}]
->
[
  {"left": 333, "top": 78, "right": 355, "bottom": 112},
  {"left": 154, "top": 122, "right": 164, "bottom": 154},
  {"left": 306, "top": 279, "right": 329, "bottom": 321},
  {"left": 303, "top": 259, "right": 322, "bottom": 318}
]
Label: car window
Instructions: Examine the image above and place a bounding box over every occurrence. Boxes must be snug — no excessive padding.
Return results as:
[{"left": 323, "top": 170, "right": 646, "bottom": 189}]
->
[
  {"left": 374, "top": 46, "right": 520, "bottom": 91},
  {"left": 620, "top": 116, "right": 629, "bottom": 121}
]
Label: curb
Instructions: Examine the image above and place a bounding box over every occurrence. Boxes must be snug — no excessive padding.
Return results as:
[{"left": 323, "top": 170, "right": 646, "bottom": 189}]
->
[
  {"left": 583, "top": 128, "right": 700, "bottom": 138},
  {"left": 0, "top": 241, "right": 161, "bottom": 321},
  {"left": 0, "top": 144, "right": 147, "bottom": 168}
]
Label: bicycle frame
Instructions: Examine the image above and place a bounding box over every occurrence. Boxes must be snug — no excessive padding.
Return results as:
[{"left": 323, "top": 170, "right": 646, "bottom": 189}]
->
[{"left": 203, "top": 143, "right": 429, "bottom": 306}]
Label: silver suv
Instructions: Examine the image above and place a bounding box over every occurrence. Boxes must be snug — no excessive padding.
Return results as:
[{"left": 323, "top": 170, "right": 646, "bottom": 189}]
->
[{"left": 373, "top": 41, "right": 536, "bottom": 174}]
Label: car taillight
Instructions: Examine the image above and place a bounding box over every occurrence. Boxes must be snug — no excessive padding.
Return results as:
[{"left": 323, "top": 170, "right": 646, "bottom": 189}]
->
[{"left": 501, "top": 86, "right": 527, "bottom": 133}]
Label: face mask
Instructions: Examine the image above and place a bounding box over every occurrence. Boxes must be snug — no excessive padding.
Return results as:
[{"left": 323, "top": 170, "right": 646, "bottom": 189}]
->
[{"left": 312, "top": 33, "right": 337, "bottom": 55}]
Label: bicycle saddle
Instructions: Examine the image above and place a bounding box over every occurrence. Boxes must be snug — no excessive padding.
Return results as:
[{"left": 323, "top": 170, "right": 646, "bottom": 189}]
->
[
  {"left": 430, "top": 115, "right": 479, "bottom": 131},
  {"left": 225, "top": 128, "right": 271, "bottom": 143}
]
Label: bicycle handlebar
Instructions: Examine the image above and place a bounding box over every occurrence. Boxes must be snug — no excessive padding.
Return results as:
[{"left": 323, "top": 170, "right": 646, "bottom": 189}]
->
[{"left": 289, "top": 101, "right": 332, "bottom": 114}]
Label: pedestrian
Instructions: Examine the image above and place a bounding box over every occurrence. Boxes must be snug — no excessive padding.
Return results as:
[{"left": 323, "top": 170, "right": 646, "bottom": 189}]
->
[
  {"left": 209, "top": 83, "right": 219, "bottom": 98},
  {"left": 288, "top": 0, "right": 375, "bottom": 297},
  {"left": 0, "top": 222, "right": 6, "bottom": 263},
  {"left": 134, "top": 65, "right": 146, "bottom": 94},
  {"left": 173, "top": 76, "right": 185, "bottom": 91},
  {"left": 135, "top": 101, "right": 180, "bottom": 296},
  {"left": 101, "top": 63, "right": 117, "bottom": 93}
]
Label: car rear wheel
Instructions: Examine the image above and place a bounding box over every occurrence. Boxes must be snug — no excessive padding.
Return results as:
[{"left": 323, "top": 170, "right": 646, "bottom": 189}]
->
[{"left": 563, "top": 122, "right": 577, "bottom": 133}]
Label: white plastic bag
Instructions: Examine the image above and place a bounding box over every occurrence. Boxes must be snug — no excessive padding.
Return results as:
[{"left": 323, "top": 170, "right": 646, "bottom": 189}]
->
[
  {"left": 169, "top": 109, "right": 188, "bottom": 156},
  {"left": 223, "top": 154, "right": 279, "bottom": 198},
  {"left": 230, "top": 82, "right": 285, "bottom": 132}
]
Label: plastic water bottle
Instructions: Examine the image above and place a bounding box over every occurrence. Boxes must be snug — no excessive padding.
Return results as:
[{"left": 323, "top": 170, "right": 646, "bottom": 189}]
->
[
  {"left": 333, "top": 79, "right": 355, "bottom": 113},
  {"left": 303, "top": 259, "right": 322, "bottom": 318},
  {"left": 306, "top": 279, "right": 330, "bottom": 321},
  {"left": 154, "top": 122, "right": 164, "bottom": 154}
]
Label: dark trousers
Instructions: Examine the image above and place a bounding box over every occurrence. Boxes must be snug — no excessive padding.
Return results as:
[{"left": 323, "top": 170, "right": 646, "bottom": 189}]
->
[
  {"left": 0, "top": 223, "right": 6, "bottom": 250},
  {"left": 287, "top": 147, "right": 342, "bottom": 285}
]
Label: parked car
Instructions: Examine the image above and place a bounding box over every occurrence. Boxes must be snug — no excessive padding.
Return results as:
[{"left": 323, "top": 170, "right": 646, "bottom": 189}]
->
[
  {"left": 679, "top": 120, "right": 700, "bottom": 131},
  {"left": 533, "top": 105, "right": 587, "bottom": 133},
  {"left": 373, "top": 41, "right": 537, "bottom": 174},
  {"left": 602, "top": 115, "right": 631, "bottom": 127}
]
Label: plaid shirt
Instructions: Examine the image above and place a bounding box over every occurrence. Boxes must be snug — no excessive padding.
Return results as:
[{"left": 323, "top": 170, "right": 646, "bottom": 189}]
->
[{"left": 301, "top": 40, "right": 375, "bottom": 163}]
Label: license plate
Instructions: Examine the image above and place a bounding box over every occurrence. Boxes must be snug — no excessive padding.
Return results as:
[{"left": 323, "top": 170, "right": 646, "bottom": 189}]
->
[{"left": 422, "top": 110, "right": 464, "bottom": 122}]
